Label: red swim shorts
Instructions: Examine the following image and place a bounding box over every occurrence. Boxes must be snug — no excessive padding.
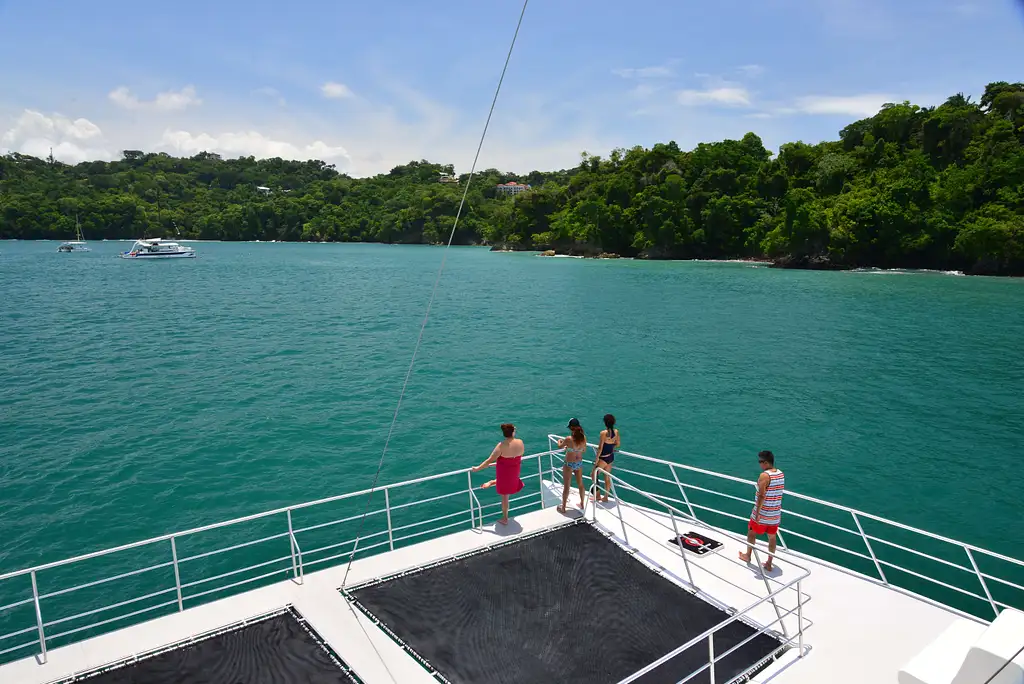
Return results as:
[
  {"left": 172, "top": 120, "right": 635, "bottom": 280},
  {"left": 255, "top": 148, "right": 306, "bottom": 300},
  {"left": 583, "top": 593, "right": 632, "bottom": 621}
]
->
[{"left": 748, "top": 519, "right": 779, "bottom": 536}]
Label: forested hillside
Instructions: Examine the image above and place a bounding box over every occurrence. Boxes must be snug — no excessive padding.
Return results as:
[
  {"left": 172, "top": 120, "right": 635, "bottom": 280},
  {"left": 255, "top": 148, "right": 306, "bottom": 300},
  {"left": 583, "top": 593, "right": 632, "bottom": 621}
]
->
[{"left": 2, "top": 81, "right": 1022, "bottom": 274}]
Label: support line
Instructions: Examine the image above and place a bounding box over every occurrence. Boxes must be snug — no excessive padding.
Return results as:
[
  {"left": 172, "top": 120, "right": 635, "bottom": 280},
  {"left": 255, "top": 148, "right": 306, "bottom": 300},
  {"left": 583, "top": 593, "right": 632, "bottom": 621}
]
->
[{"left": 341, "top": 0, "right": 531, "bottom": 587}]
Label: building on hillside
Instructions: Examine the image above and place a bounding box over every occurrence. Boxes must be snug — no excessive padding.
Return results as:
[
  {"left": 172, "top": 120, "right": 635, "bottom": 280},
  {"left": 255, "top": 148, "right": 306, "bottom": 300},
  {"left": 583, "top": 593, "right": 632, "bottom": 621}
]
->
[
  {"left": 438, "top": 173, "right": 459, "bottom": 184},
  {"left": 496, "top": 181, "right": 531, "bottom": 196},
  {"left": 256, "top": 186, "right": 271, "bottom": 195}
]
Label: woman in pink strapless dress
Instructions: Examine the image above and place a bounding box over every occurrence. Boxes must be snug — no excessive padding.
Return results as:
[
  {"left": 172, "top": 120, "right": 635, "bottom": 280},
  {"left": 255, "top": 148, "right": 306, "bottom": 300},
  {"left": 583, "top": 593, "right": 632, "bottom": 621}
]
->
[{"left": 472, "top": 423, "right": 525, "bottom": 525}]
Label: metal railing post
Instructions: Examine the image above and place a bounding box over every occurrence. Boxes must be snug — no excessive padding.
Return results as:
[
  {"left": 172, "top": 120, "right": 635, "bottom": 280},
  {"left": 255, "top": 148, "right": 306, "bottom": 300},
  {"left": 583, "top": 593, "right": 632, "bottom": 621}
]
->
[
  {"left": 609, "top": 476, "right": 629, "bottom": 543},
  {"left": 30, "top": 571, "right": 46, "bottom": 663},
  {"left": 537, "top": 450, "right": 546, "bottom": 509},
  {"left": 776, "top": 529, "right": 789, "bottom": 550},
  {"left": 797, "top": 580, "right": 804, "bottom": 656},
  {"left": 548, "top": 437, "right": 559, "bottom": 500},
  {"left": 751, "top": 546, "right": 789, "bottom": 639},
  {"left": 669, "top": 510, "right": 696, "bottom": 588},
  {"left": 384, "top": 489, "right": 395, "bottom": 551},
  {"left": 708, "top": 632, "right": 716, "bottom": 684},
  {"left": 965, "top": 547, "right": 999, "bottom": 618},
  {"left": 287, "top": 509, "right": 299, "bottom": 579},
  {"left": 851, "top": 511, "right": 887, "bottom": 583},
  {"left": 669, "top": 464, "right": 697, "bottom": 520},
  {"left": 467, "top": 471, "right": 476, "bottom": 527},
  {"left": 170, "top": 537, "right": 184, "bottom": 611},
  {"left": 469, "top": 489, "right": 482, "bottom": 530}
]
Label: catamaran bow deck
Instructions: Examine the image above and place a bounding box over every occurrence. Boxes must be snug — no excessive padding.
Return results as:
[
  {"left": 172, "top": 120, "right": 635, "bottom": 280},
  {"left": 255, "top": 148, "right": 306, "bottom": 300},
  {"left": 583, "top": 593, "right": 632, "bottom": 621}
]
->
[{"left": 0, "top": 446, "right": 1021, "bottom": 683}]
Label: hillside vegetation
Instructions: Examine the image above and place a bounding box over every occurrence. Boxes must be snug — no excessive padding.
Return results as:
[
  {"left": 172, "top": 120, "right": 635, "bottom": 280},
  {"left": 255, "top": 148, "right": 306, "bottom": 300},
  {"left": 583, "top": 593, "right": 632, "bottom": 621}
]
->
[{"left": 2, "top": 81, "right": 1022, "bottom": 274}]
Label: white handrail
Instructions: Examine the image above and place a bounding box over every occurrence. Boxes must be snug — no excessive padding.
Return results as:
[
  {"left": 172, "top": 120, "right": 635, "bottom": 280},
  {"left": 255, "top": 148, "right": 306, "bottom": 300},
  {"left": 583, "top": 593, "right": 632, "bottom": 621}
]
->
[
  {"left": 0, "top": 452, "right": 551, "bottom": 583},
  {"left": 581, "top": 466, "right": 811, "bottom": 684},
  {"left": 615, "top": 561, "right": 807, "bottom": 684},
  {"left": 0, "top": 452, "right": 554, "bottom": 663},
  {"left": 610, "top": 444, "right": 1024, "bottom": 570},
  {"left": 545, "top": 436, "right": 1024, "bottom": 624},
  {"left": 3, "top": 440, "right": 1021, "bottom": 668}
]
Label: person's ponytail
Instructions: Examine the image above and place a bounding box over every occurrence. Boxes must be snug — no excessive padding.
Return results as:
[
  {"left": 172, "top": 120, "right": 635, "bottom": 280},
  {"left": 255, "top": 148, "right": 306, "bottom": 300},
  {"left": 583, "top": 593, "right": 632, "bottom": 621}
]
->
[{"left": 570, "top": 424, "right": 586, "bottom": 446}]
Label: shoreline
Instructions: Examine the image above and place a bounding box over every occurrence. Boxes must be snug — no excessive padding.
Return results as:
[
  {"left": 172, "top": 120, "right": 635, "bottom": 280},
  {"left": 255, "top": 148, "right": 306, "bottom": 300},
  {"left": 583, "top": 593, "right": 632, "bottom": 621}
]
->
[{"left": 5, "top": 239, "right": 1017, "bottom": 277}]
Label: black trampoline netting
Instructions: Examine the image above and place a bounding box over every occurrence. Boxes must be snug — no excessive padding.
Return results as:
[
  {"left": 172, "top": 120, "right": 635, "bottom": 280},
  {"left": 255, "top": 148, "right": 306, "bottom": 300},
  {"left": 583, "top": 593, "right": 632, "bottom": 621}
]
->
[
  {"left": 348, "top": 522, "right": 784, "bottom": 684},
  {"left": 68, "top": 609, "right": 359, "bottom": 684}
]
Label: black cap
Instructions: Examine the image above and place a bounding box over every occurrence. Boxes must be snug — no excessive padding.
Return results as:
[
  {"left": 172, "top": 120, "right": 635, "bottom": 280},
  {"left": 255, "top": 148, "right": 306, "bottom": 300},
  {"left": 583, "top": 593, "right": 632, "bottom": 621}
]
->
[{"left": 567, "top": 418, "right": 581, "bottom": 429}]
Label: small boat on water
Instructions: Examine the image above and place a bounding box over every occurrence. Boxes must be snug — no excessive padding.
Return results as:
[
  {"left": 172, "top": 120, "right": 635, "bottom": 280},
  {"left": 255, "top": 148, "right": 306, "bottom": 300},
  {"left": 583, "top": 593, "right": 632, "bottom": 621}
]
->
[
  {"left": 119, "top": 238, "right": 196, "bottom": 259},
  {"left": 57, "top": 216, "right": 89, "bottom": 253}
]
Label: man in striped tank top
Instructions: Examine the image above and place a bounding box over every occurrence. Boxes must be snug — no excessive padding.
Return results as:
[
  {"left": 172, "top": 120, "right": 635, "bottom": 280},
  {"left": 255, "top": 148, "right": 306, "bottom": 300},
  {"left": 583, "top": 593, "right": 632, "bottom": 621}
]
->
[{"left": 739, "top": 450, "right": 785, "bottom": 572}]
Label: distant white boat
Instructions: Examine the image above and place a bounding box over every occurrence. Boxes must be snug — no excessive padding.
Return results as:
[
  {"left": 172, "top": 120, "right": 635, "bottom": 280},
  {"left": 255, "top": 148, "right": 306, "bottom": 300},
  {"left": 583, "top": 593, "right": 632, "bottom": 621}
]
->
[
  {"left": 57, "top": 216, "right": 90, "bottom": 253},
  {"left": 119, "top": 238, "right": 196, "bottom": 259}
]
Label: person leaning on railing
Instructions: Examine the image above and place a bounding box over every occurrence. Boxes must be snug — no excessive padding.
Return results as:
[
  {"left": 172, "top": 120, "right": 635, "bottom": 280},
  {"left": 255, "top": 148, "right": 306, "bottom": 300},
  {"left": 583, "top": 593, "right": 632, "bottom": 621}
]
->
[
  {"left": 739, "top": 450, "right": 785, "bottom": 572},
  {"left": 591, "top": 414, "right": 620, "bottom": 502},
  {"left": 556, "top": 418, "right": 588, "bottom": 513},
  {"left": 472, "top": 423, "right": 525, "bottom": 526}
]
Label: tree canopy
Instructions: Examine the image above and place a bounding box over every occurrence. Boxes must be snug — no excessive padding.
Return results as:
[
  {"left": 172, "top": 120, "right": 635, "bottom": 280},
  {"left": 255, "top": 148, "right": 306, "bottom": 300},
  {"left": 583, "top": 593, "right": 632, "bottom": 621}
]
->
[{"left": 2, "top": 82, "right": 1022, "bottom": 274}]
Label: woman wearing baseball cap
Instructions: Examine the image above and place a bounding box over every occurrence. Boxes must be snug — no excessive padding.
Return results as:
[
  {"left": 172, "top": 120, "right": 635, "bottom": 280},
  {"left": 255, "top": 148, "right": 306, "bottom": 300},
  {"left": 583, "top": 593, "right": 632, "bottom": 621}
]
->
[{"left": 555, "top": 418, "right": 588, "bottom": 513}]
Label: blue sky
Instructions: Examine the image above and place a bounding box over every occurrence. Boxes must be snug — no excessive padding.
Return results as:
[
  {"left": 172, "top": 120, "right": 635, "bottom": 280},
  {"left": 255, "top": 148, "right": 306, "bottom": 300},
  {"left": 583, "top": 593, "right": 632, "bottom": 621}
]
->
[{"left": 1, "top": 0, "right": 1022, "bottom": 176}]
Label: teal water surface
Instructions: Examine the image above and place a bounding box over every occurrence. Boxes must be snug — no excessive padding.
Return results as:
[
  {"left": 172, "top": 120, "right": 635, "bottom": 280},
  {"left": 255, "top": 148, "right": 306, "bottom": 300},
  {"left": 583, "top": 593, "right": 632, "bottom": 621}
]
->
[{"left": 1, "top": 241, "right": 1023, "bottom": 614}]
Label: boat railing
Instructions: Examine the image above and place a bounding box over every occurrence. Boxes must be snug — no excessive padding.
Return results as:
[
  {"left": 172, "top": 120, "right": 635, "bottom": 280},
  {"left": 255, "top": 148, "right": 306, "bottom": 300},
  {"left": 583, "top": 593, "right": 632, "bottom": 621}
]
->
[
  {"left": 565, "top": 462, "right": 812, "bottom": 684},
  {"left": 3, "top": 439, "right": 1022, "bottom": 673},
  {"left": 0, "top": 452, "right": 552, "bottom": 665},
  {"left": 544, "top": 435, "right": 1024, "bottom": 623}
]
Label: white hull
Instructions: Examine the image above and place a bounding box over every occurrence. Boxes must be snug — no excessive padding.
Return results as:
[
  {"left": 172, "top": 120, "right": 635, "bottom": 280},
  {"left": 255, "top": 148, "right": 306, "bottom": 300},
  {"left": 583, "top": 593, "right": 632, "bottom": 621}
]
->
[
  {"left": 121, "top": 237, "right": 196, "bottom": 259},
  {"left": 119, "top": 251, "right": 196, "bottom": 259}
]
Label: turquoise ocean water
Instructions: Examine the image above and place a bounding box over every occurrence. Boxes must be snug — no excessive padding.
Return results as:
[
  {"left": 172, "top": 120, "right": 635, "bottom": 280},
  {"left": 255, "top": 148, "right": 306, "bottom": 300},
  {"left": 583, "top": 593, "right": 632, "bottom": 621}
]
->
[{"left": 1, "top": 240, "right": 1023, "bottom": 646}]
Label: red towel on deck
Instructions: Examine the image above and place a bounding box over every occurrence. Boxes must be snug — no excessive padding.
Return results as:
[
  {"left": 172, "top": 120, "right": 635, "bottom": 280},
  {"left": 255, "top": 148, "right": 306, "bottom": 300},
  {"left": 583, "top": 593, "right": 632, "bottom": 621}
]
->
[{"left": 495, "top": 455, "right": 525, "bottom": 496}]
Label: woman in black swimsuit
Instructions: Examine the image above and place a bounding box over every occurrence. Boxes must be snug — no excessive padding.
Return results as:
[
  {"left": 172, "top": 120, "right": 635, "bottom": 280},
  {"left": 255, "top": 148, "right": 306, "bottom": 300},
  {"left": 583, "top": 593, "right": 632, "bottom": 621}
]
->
[{"left": 592, "top": 414, "right": 620, "bottom": 503}]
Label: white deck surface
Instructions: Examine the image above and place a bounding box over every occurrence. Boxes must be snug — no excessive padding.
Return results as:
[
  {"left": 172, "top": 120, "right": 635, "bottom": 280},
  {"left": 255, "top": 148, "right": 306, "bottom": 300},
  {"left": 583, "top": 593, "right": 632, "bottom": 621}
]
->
[
  {"left": 586, "top": 492, "right": 982, "bottom": 684},
  {"left": 0, "top": 481, "right": 983, "bottom": 684}
]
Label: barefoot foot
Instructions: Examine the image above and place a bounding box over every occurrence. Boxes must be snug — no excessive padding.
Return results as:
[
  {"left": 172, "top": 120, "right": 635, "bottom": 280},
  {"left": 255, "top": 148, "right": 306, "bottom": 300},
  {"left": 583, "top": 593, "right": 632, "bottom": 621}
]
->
[
  {"left": 738, "top": 552, "right": 752, "bottom": 563},
  {"left": 762, "top": 562, "right": 773, "bottom": 572},
  {"left": 497, "top": 517, "right": 508, "bottom": 526},
  {"left": 481, "top": 480, "right": 496, "bottom": 489},
  {"left": 556, "top": 505, "right": 566, "bottom": 513}
]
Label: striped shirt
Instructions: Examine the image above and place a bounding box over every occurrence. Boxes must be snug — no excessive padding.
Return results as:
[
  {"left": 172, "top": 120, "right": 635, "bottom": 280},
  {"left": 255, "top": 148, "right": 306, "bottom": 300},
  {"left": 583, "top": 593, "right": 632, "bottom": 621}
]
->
[{"left": 752, "top": 469, "right": 785, "bottom": 526}]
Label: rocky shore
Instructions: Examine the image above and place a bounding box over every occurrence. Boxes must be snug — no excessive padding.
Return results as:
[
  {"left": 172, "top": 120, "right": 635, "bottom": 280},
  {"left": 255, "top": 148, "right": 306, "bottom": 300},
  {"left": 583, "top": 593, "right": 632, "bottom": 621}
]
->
[{"left": 491, "top": 244, "right": 1021, "bottom": 276}]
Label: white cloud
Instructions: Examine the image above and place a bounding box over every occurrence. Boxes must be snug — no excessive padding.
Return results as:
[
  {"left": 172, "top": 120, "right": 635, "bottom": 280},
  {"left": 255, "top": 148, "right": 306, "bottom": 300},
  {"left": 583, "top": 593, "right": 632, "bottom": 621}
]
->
[
  {"left": 736, "top": 64, "right": 765, "bottom": 78},
  {"left": 158, "top": 129, "right": 352, "bottom": 167},
  {"left": 252, "top": 87, "right": 286, "bottom": 106},
  {"left": 745, "top": 112, "right": 773, "bottom": 119},
  {"left": 792, "top": 94, "right": 894, "bottom": 117},
  {"left": 629, "top": 83, "right": 659, "bottom": 99},
  {"left": 612, "top": 63, "right": 676, "bottom": 79},
  {"left": 2, "top": 109, "right": 102, "bottom": 142},
  {"left": 677, "top": 86, "right": 751, "bottom": 107},
  {"left": 0, "top": 110, "right": 111, "bottom": 163},
  {"left": 321, "top": 81, "right": 354, "bottom": 99},
  {"left": 1, "top": 79, "right": 606, "bottom": 176},
  {"left": 109, "top": 86, "right": 201, "bottom": 111}
]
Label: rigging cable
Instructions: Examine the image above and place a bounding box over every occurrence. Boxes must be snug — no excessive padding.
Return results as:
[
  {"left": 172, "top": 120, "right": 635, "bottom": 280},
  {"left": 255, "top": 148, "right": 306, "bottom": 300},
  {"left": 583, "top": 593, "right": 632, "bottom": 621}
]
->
[{"left": 341, "top": 0, "right": 530, "bottom": 587}]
